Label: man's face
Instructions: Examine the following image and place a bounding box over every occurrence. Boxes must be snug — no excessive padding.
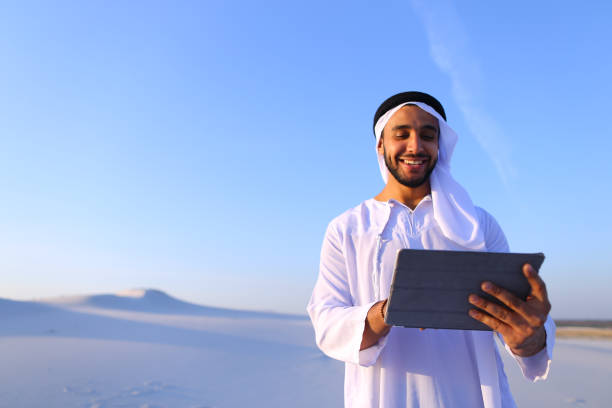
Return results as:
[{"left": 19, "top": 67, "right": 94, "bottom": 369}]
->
[{"left": 377, "top": 105, "right": 439, "bottom": 188}]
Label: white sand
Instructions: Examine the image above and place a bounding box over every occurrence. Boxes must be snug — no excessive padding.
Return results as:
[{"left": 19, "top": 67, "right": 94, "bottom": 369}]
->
[
  {"left": 500, "top": 338, "right": 612, "bottom": 407},
  {"left": 0, "top": 290, "right": 609, "bottom": 407}
]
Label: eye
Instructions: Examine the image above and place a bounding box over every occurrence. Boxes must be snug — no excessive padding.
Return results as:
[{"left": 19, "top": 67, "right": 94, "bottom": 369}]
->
[{"left": 421, "top": 133, "right": 436, "bottom": 141}]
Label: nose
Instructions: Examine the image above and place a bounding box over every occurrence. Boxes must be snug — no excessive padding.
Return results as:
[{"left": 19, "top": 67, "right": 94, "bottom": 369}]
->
[{"left": 406, "top": 131, "right": 423, "bottom": 154}]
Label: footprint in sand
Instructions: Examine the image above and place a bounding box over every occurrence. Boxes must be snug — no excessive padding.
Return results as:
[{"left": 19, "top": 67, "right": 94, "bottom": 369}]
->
[{"left": 564, "top": 397, "right": 587, "bottom": 406}]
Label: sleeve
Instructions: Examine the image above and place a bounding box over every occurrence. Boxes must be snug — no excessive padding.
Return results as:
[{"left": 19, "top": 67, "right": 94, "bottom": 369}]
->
[
  {"left": 502, "top": 316, "right": 555, "bottom": 381},
  {"left": 306, "top": 221, "right": 388, "bottom": 366},
  {"left": 478, "top": 207, "right": 555, "bottom": 382}
]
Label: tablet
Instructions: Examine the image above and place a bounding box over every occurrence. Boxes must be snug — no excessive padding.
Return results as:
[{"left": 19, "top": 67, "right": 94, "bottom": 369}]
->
[{"left": 384, "top": 249, "right": 545, "bottom": 330}]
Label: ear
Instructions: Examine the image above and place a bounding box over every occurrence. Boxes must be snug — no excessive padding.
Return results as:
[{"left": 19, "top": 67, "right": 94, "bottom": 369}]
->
[{"left": 376, "top": 135, "right": 384, "bottom": 155}]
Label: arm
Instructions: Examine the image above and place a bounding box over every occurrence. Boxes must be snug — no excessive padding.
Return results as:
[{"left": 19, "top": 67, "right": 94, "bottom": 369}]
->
[
  {"left": 470, "top": 208, "right": 555, "bottom": 381},
  {"left": 307, "top": 222, "right": 391, "bottom": 366}
]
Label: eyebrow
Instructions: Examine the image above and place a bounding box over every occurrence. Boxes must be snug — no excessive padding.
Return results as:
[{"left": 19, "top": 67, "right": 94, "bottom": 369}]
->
[{"left": 391, "top": 124, "right": 439, "bottom": 133}]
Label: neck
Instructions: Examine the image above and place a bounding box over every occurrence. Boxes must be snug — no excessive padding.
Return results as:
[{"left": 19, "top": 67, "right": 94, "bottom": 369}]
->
[{"left": 374, "top": 178, "right": 431, "bottom": 210}]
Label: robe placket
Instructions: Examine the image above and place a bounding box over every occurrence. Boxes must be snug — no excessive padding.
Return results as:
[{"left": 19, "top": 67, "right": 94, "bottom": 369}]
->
[{"left": 370, "top": 200, "right": 504, "bottom": 408}]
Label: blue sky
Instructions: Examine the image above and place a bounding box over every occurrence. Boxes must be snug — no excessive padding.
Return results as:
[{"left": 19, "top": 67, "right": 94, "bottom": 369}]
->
[{"left": 1, "top": 1, "right": 611, "bottom": 318}]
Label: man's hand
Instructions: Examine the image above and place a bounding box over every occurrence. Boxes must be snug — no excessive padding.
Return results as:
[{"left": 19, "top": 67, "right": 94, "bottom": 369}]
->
[
  {"left": 360, "top": 300, "right": 391, "bottom": 350},
  {"left": 468, "top": 263, "right": 551, "bottom": 357}
]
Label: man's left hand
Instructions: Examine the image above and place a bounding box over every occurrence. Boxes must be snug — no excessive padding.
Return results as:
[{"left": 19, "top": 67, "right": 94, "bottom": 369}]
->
[{"left": 468, "top": 263, "right": 551, "bottom": 357}]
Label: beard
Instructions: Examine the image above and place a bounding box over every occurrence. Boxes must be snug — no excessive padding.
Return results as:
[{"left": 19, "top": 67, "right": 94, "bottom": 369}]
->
[{"left": 383, "top": 147, "right": 437, "bottom": 188}]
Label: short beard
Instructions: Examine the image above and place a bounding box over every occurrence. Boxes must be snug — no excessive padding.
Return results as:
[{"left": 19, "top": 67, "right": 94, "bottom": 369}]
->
[{"left": 383, "top": 147, "right": 437, "bottom": 188}]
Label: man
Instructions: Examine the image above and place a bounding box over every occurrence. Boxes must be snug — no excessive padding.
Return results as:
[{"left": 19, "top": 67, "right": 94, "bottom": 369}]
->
[{"left": 307, "top": 91, "right": 554, "bottom": 408}]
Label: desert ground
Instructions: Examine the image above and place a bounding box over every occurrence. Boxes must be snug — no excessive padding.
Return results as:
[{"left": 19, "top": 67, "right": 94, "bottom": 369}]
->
[{"left": 1, "top": 290, "right": 610, "bottom": 407}]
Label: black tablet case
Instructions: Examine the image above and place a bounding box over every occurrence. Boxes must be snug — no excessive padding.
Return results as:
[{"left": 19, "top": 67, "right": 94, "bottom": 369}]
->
[{"left": 384, "top": 249, "right": 545, "bottom": 330}]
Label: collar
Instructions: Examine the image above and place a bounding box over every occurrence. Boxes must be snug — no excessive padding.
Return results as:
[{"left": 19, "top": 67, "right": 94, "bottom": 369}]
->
[
  {"left": 372, "top": 194, "right": 432, "bottom": 212},
  {"left": 369, "top": 195, "right": 432, "bottom": 235}
]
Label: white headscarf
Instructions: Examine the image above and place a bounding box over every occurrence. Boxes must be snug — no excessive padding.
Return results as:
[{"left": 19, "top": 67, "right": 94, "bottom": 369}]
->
[{"left": 374, "top": 102, "right": 485, "bottom": 251}]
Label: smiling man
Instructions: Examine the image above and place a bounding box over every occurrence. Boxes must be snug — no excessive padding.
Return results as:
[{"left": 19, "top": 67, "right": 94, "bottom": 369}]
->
[{"left": 307, "top": 91, "right": 554, "bottom": 408}]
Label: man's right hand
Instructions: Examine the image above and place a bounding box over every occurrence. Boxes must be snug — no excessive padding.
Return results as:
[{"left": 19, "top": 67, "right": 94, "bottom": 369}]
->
[{"left": 360, "top": 300, "right": 391, "bottom": 350}]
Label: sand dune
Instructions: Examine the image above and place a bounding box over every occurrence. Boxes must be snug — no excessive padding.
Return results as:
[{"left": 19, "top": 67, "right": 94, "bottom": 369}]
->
[
  {"left": 40, "top": 288, "right": 304, "bottom": 319},
  {"left": 0, "top": 297, "right": 65, "bottom": 317}
]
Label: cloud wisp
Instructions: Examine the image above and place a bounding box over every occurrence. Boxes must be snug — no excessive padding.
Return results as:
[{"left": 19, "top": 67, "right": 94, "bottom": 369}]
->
[{"left": 411, "top": 0, "right": 517, "bottom": 186}]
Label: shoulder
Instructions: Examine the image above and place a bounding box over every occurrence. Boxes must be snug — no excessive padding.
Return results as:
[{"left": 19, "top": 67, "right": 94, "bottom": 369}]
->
[
  {"left": 475, "top": 206, "right": 510, "bottom": 252},
  {"left": 474, "top": 206, "right": 498, "bottom": 230},
  {"left": 326, "top": 199, "right": 381, "bottom": 239}
]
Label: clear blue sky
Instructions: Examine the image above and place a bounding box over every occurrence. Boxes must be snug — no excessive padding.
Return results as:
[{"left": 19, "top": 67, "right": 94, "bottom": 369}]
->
[{"left": 2, "top": 1, "right": 611, "bottom": 318}]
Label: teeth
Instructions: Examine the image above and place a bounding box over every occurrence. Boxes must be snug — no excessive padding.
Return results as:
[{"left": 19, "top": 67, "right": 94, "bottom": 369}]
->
[{"left": 403, "top": 160, "right": 425, "bottom": 165}]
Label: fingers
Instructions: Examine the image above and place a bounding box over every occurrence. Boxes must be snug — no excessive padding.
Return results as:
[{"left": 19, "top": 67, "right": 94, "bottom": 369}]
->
[
  {"left": 468, "top": 293, "right": 524, "bottom": 327},
  {"left": 468, "top": 308, "right": 510, "bottom": 333},
  {"left": 477, "top": 281, "right": 545, "bottom": 327},
  {"left": 523, "top": 264, "right": 549, "bottom": 305},
  {"left": 481, "top": 281, "right": 523, "bottom": 312}
]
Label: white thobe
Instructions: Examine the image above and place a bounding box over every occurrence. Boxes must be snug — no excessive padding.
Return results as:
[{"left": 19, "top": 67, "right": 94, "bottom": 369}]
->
[{"left": 307, "top": 197, "right": 555, "bottom": 408}]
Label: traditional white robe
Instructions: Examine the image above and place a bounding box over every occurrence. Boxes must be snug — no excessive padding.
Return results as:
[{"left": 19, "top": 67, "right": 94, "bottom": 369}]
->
[{"left": 307, "top": 197, "right": 554, "bottom": 408}]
